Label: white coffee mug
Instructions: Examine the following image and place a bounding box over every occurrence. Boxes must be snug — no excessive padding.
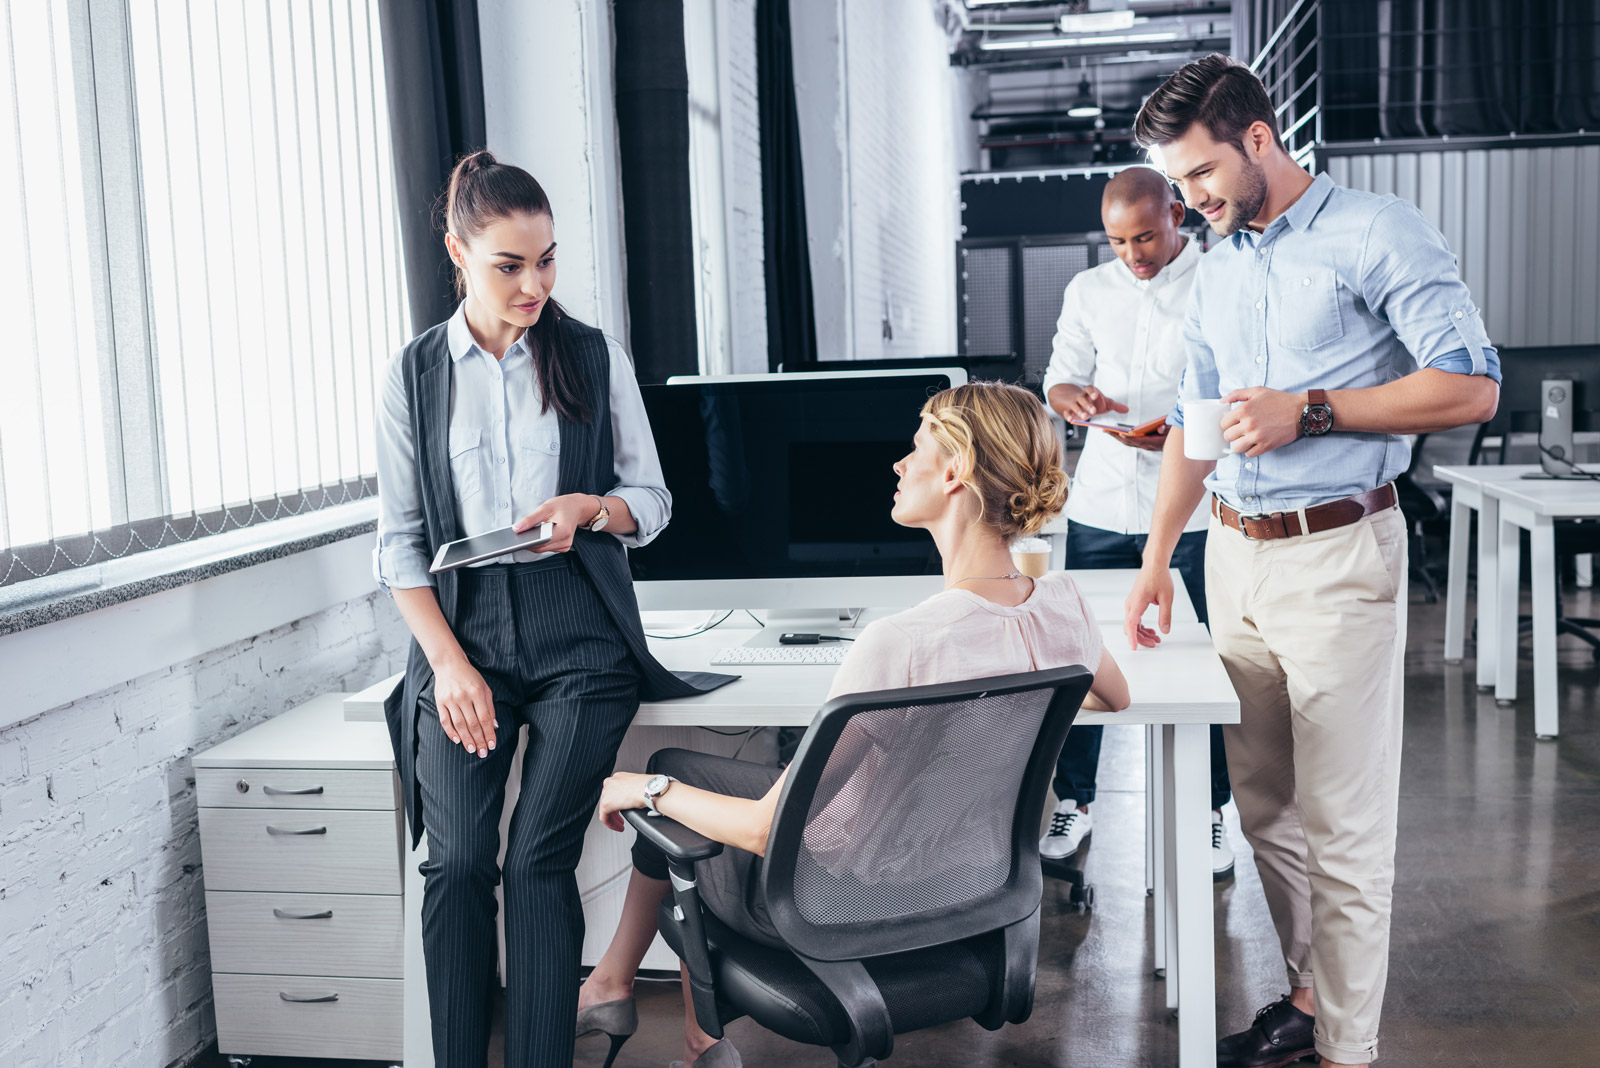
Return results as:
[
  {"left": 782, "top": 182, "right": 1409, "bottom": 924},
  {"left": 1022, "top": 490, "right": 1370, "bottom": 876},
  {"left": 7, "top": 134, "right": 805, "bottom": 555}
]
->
[{"left": 1182, "top": 398, "right": 1235, "bottom": 460}]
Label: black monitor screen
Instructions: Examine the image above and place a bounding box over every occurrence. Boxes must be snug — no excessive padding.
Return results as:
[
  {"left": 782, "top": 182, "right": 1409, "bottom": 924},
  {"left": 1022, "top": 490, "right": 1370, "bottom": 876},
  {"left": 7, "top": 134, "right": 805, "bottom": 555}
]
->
[{"left": 629, "top": 376, "right": 948, "bottom": 582}]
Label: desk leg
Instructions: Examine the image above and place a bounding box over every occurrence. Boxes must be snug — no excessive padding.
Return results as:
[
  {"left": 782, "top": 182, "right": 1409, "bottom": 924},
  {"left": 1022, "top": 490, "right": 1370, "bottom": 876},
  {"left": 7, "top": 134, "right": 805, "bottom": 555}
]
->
[
  {"left": 1495, "top": 513, "right": 1521, "bottom": 706},
  {"left": 1150, "top": 725, "right": 1168, "bottom": 978},
  {"left": 1477, "top": 496, "right": 1500, "bottom": 690},
  {"left": 405, "top": 833, "right": 434, "bottom": 1068},
  {"left": 1144, "top": 725, "right": 1156, "bottom": 897},
  {"left": 1161, "top": 725, "right": 1179, "bottom": 1012},
  {"left": 1443, "top": 498, "right": 1471, "bottom": 662},
  {"left": 1530, "top": 520, "right": 1559, "bottom": 739},
  {"left": 1171, "top": 723, "right": 1217, "bottom": 1068}
]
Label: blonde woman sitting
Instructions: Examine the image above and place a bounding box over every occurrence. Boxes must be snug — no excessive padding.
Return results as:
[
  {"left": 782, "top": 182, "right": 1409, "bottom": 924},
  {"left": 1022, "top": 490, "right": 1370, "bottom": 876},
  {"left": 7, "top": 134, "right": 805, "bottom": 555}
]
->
[{"left": 577, "top": 382, "right": 1131, "bottom": 1068}]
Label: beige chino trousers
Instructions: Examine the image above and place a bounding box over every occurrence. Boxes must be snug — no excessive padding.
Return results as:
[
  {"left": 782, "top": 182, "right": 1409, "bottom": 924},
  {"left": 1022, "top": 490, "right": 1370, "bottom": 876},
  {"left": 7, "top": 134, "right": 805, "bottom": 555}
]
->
[{"left": 1205, "top": 503, "right": 1408, "bottom": 1064}]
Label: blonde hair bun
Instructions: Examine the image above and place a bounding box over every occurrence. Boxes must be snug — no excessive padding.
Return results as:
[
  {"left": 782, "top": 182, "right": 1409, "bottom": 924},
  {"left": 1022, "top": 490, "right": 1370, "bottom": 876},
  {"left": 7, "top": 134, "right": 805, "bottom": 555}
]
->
[{"left": 920, "top": 382, "right": 1067, "bottom": 541}]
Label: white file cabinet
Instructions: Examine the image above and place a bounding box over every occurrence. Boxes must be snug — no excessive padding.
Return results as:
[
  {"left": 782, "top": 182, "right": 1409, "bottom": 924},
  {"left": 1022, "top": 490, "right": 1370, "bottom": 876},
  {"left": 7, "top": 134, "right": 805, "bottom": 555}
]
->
[{"left": 194, "top": 693, "right": 404, "bottom": 1066}]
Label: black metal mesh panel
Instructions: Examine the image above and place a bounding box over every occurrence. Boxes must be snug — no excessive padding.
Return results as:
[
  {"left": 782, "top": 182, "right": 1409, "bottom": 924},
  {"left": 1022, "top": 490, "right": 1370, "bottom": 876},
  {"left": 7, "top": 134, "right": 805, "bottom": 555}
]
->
[
  {"left": 1022, "top": 244, "right": 1090, "bottom": 382},
  {"left": 1096, "top": 244, "right": 1116, "bottom": 267},
  {"left": 790, "top": 690, "right": 1051, "bottom": 927},
  {"left": 959, "top": 246, "right": 1013, "bottom": 356}
]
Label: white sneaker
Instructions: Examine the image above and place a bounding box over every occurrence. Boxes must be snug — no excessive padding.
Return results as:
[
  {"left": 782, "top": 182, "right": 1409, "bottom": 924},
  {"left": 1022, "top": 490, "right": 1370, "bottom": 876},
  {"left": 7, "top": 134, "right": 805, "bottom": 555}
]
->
[
  {"left": 1040, "top": 800, "right": 1092, "bottom": 859},
  {"left": 1211, "top": 809, "right": 1236, "bottom": 880}
]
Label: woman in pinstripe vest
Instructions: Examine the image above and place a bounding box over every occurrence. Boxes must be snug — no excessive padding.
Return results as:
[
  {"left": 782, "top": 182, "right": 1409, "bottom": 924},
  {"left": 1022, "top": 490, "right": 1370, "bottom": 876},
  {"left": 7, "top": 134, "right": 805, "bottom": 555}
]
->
[{"left": 374, "top": 151, "right": 733, "bottom": 1068}]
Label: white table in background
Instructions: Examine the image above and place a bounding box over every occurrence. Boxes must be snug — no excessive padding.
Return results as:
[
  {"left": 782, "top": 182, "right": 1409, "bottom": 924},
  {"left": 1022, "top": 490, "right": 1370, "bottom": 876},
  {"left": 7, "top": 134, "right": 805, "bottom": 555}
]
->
[
  {"left": 1433, "top": 464, "right": 1545, "bottom": 687},
  {"left": 350, "top": 570, "right": 1231, "bottom": 1068},
  {"left": 1480, "top": 474, "right": 1600, "bottom": 738}
]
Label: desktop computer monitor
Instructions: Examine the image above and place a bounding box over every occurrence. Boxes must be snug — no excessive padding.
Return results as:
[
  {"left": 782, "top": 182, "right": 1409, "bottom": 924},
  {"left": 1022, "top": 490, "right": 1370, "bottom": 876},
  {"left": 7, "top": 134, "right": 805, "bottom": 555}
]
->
[
  {"left": 778, "top": 354, "right": 1029, "bottom": 387},
  {"left": 630, "top": 372, "right": 957, "bottom": 612}
]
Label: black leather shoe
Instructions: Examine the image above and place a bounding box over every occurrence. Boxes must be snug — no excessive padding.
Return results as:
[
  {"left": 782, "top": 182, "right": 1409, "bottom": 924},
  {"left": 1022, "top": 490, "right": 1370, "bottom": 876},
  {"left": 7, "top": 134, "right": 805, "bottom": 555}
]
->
[{"left": 1216, "top": 995, "right": 1319, "bottom": 1067}]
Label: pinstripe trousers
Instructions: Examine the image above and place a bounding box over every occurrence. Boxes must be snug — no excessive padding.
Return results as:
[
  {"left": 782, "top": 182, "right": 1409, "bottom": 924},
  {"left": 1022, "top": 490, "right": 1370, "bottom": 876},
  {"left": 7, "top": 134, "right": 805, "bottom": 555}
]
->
[{"left": 415, "top": 555, "right": 639, "bottom": 1068}]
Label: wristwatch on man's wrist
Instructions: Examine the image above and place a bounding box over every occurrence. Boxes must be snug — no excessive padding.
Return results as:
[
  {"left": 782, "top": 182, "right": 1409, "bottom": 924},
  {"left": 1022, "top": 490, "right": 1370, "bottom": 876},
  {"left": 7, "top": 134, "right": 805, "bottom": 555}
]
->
[
  {"left": 642, "top": 774, "right": 676, "bottom": 817},
  {"left": 1300, "top": 389, "right": 1334, "bottom": 437},
  {"left": 584, "top": 495, "right": 610, "bottom": 532}
]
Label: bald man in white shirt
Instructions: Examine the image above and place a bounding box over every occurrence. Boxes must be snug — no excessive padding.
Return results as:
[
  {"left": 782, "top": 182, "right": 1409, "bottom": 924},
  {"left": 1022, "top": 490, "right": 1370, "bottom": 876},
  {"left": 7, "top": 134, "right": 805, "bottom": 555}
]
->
[{"left": 1038, "top": 167, "right": 1234, "bottom": 877}]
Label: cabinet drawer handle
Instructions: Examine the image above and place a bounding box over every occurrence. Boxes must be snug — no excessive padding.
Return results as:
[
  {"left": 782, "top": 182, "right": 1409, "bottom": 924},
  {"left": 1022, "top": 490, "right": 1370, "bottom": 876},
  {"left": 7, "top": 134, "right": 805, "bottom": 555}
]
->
[
  {"left": 265, "top": 825, "right": 328, "bottom": 836},
  {"left": 279, "top": 991, "right": 339, "bottom": 1003},
  {"left": 272, "top": 908, "right": 333, "bottom": 920},
  {"left": 262, "top": 784, "right": 325, "bottom": 796}
]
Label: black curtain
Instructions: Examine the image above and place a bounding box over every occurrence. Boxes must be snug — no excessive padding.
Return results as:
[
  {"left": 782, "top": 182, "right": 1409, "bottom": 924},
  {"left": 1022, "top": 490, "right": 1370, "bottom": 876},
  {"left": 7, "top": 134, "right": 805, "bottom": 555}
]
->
[
  {"left": 378, "top": 0, "right": 487, "bottom": 336},
  {"left": 614, "top": 0, "right": 699, "bottom": 383},
  {"left": 756, "top": 0, "right": 817, "bottom": 373}
]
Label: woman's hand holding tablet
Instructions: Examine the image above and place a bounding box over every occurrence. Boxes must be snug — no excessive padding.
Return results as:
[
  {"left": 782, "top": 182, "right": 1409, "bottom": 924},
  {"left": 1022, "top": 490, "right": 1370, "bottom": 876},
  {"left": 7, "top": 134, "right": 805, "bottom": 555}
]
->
[{"left": 429, "top": 521, "right": 556, "bottom": 573}]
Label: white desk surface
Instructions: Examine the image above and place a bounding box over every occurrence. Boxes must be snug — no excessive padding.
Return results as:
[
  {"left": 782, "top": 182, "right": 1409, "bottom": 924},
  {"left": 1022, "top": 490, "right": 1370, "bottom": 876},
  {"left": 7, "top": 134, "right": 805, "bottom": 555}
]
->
[
  {"left": 343, "top": 569, "right": 1209, "bottom": 725},
  {"left": 1480, "top": 475, "right": 1600, "bottom": 517},
  {"left": 1433, "top": 463, "right": 1545, "bottom": 489},
  {"left": 635, "top": 619, "right": 1234, "bottom": 727},
  {"left": 192, "top": 693, "right": 391, "bottom": 769}
]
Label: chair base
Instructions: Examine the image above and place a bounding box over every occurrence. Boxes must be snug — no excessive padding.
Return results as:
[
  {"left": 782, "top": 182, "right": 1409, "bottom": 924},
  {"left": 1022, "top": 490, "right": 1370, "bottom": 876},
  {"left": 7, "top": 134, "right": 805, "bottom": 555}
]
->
[{"left": 1040, "top": 858, "right": 1095, "bottom": 912}]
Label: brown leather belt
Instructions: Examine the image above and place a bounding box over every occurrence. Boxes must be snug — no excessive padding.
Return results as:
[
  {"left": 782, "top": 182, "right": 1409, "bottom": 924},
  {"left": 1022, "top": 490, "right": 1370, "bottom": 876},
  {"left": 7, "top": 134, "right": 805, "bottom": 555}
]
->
[{"left": 1212, "top": 484, "right": 1398, "bottom": 541}]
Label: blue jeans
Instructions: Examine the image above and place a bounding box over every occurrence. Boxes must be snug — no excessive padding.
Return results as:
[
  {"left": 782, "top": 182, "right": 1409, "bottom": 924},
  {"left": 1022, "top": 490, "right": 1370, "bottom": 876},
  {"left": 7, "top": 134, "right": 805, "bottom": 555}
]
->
[{"left": 1054, "top": 520, "right": 1232, "bottom": 811}]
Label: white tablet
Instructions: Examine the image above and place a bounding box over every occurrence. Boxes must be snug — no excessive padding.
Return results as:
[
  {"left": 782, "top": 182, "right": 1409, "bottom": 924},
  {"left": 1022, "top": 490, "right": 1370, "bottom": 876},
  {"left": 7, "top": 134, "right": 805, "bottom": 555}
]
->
[{"left": 429, "top": 522, "right": 556, "bottom": 574}]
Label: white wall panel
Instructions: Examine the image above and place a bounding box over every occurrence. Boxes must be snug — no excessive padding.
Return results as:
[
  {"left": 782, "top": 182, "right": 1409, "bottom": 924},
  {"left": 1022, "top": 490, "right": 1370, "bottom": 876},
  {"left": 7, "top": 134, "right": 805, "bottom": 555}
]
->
[{"left": 1329, "top": 144, "right": 1600, "bottom": 347}]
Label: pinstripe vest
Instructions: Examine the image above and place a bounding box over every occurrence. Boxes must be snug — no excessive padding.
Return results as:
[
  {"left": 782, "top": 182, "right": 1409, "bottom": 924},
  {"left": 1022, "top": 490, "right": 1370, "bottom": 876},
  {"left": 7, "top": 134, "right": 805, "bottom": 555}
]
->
[{"left": 383, "top": 315, "right": 736, "bottom": 844}]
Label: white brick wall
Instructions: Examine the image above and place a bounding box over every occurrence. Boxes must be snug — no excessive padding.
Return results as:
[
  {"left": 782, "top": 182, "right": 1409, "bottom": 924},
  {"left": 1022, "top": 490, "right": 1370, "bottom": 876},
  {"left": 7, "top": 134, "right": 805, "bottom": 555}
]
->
[
  {"left": 841, "top": 0, "right": 965, "bottom": 359},
  {"left": 0, "top": 591, "right": 409, "bottom": 1068}
]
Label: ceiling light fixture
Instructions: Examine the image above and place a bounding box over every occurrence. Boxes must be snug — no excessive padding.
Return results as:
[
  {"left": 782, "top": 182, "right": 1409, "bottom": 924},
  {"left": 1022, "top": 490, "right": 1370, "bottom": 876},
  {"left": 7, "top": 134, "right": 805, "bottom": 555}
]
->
[
  {"left": 1067, "top": 73, "right": 1101, "bottom": 118},
  {"left": 1060, "top": 11, "right": 1137, "bottom": 32},
  {"left": 978, "top": 30, "right": 1181, "bottom": 50}
]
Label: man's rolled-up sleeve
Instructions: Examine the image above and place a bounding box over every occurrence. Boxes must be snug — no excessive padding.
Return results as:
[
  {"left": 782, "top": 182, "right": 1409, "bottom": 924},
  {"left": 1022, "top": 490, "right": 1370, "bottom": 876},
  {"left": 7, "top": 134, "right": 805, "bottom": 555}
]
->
[
  {"left": 1359, "top": 200, "right": 1499, "bottom": 382},
  {"left": 1040, "top": 277, "right": 1097, "bottom": 398}
]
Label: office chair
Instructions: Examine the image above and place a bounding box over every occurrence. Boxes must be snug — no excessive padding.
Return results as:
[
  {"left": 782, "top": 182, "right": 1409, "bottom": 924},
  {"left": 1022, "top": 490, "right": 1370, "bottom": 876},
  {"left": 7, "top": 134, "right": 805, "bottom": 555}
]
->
[{"left": 624, "top": 666, "right": 1094, "bottom": 1068}]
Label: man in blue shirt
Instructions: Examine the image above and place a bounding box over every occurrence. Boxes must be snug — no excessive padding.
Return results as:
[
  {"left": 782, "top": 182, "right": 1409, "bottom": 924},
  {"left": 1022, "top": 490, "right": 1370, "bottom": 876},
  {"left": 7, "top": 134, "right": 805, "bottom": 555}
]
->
[{"left": 1123, "top": 55, "right": 1499, "bottom": 1068}]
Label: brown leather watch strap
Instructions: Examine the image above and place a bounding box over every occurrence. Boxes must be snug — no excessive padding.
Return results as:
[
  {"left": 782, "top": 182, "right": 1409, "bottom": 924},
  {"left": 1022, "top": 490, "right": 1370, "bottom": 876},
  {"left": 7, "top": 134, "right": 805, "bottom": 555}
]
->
[{"left": 1307, "top": 388, "right": 1326, "bottom": 406}]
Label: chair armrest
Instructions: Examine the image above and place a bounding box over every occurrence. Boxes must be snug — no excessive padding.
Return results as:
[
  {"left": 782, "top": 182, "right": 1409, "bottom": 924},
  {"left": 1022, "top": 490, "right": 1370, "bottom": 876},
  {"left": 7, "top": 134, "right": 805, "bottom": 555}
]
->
[{"left": 622, "top": 808, "right": 725, "bottom": 863}]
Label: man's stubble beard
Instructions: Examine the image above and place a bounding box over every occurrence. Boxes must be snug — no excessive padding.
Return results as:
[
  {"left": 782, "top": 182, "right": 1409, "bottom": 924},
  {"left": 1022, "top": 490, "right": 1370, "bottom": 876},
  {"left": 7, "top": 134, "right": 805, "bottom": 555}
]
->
[{"left": 1214, "top": 156, "right": 1269, "bottom": 238}]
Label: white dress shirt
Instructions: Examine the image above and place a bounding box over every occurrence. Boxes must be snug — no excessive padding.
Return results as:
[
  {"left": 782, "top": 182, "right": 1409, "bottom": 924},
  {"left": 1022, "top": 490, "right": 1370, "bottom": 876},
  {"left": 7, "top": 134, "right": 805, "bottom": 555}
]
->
[
  {"left": 373, "top": 304, "right": 672, "bottom": 589},
  {"left": 1041, "top": 238, "right": 1210, "bottom": 537}
]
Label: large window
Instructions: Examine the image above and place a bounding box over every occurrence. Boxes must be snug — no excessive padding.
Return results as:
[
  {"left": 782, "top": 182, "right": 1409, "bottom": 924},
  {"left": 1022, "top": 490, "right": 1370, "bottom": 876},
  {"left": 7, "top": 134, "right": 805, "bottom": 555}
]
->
[{"left": 0, "top": 0, "right": 408, "bottom": 587}]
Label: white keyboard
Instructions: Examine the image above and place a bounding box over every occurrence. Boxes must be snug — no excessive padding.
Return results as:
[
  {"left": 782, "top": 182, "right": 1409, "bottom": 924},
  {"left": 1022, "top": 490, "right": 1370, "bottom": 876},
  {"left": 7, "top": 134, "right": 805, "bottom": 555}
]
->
[{"left": 709, "top": 643, "right": 851, "bottom": 666}]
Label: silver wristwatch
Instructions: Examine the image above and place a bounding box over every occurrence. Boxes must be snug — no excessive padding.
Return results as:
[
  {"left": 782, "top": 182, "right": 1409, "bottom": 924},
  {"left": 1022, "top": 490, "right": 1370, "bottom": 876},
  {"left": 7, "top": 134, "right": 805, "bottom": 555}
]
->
[{"left": 642, "top": 774, "right": 676, "bottom": 817}]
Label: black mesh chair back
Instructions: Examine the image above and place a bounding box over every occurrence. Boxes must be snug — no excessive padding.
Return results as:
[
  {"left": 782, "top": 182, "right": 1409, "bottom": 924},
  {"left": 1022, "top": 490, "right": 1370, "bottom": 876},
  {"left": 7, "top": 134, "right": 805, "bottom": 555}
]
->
[
  {"left": 762, "top": 666, "right": 1092, "bottom": 962},
  {"left": 629, "top": 666, "right": 1094, "bottom": 1067}
]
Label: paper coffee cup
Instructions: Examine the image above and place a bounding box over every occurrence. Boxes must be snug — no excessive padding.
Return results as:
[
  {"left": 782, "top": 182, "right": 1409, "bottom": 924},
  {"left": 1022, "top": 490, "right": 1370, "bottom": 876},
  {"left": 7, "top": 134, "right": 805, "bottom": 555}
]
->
[
  {"left": 1010, "top": 536, "right": 1051, "bottom": 578},
  {"left": 1183, "top": 398, "right": 1234, "bottom": 460}
]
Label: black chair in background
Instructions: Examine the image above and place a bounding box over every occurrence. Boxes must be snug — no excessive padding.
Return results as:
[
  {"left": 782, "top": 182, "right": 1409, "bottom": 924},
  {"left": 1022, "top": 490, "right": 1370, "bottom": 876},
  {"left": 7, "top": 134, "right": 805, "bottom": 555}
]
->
[
  {"left": 625, "top": 667, "right": 1094, "bottom": 1068},
  {"left": 1396, "top": 428, "right": 1480, "bottom": 602}
]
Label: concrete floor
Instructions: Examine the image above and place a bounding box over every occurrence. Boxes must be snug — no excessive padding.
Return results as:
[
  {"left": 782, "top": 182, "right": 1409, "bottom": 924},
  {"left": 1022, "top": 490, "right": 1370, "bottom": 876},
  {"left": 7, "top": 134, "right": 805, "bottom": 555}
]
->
[{"left": 198, "top": 581, "right": 1600, "bottom": 1068}]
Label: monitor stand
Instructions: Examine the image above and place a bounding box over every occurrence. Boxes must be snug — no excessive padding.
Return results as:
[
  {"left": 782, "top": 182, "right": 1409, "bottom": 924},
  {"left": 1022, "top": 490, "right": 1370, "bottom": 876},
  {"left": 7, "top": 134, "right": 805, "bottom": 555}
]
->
[{"left": 741, "top": 607, "right": 862, "bottom": 648}]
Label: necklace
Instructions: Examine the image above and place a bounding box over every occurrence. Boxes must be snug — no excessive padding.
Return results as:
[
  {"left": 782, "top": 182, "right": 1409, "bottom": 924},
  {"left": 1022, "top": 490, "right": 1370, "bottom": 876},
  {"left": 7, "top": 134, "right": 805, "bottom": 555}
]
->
[{"left": 947, "top": 571, "right": 1025, "bottom": 590}]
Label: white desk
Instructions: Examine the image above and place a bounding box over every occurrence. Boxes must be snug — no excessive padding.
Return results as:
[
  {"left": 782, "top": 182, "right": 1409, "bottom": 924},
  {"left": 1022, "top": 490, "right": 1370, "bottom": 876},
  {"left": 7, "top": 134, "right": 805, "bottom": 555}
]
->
[
  {"left": 1433, "top": 465, "right": 1545, "bottom": 686},
  {"left": 349, "top": 570, "right": 1233, "bottom": 1068},
  {"left": 1480, "top": 475, "right": 1600, "bottom": 738}
]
